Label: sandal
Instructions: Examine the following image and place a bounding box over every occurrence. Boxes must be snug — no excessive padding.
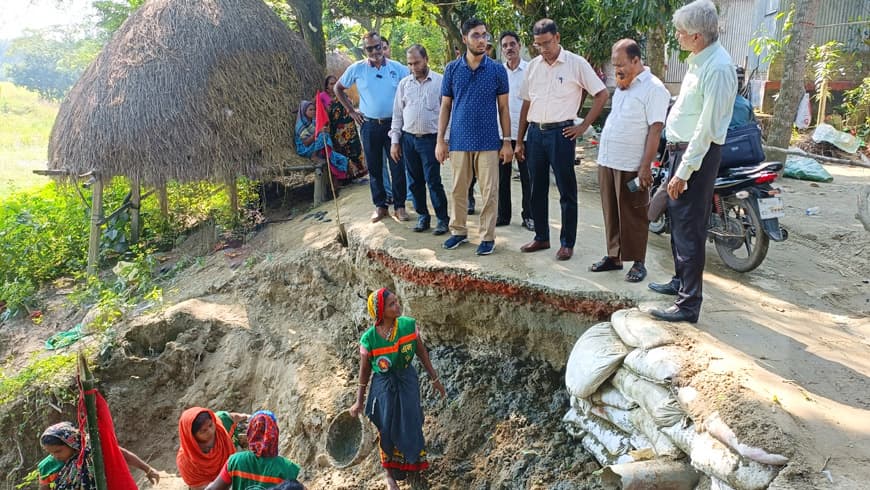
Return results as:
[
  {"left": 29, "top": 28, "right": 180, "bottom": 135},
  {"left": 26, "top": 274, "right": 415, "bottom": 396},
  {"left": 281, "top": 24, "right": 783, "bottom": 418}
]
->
[
  {"left": 589, "top": 256, "right": 623, "bottom": 272},
  {"left": 625, "top": 262, "right": 647, "bottom": 283}
]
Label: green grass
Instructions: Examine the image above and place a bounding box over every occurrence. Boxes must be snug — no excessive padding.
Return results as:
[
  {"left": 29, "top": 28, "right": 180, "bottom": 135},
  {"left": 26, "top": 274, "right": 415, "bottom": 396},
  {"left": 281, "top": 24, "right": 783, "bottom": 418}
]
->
[{"left": 0, "top": 82, "right": 57, "bottom": 198}]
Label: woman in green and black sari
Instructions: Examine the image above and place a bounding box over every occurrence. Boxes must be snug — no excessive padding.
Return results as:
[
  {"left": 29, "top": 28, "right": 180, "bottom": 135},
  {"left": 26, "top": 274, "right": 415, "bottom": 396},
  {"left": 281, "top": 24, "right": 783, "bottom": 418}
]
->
[{"left": 349, "top": 288, "right": 445, "bottom": 490}]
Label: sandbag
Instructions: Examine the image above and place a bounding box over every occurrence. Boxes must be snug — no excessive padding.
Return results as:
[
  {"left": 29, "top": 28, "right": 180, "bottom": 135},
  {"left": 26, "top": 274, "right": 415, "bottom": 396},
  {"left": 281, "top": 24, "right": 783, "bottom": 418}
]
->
[
  {"left": 705, "top": 412, "right": 789, "bottom": 466},
  {"left": 612, "top": 368, "right": 685, "bottom": 427},
  {"left": 571, "top": 395, "right": 593, "bottom": 415},
  {"left": 562, "top": 408, "right": 587, "bottom": 440},
  {"left": 582, "top": 434, "right": 634, "bottom": 467},
  {"left": 689, "top": 431, "right": 779, "bottom": 490},
  {"left": 624, "top": 345, "right": 700, "bottom": 385},
  {"left": 661, "top": 422, "right": 698, "bottom": 454},
  {"left": 783, "top": 155, "right": 833, "bottom": 183},
  {"left": 589, "top": 405, "right": 651, "bottom": 451},
  {"left": 576, "top": 413, "right": 633, "bottom": 457},
  {"left": 711, "top": 477, "right": 736, "bottom": 490},
  {"left": 565, "top": 322, "right": 629, "bottom": 399},
  {"left": 610, "top": 309, "right": 676, "bottom": 349},
  {"left": 629, "top": 408, "right": 683, "bottom": 458},
  {"left": 600, "top": 460, "right": 700, "bottom": 490},
  {"left": 592, "top": 383, "right": 639, "bottom": 410}
]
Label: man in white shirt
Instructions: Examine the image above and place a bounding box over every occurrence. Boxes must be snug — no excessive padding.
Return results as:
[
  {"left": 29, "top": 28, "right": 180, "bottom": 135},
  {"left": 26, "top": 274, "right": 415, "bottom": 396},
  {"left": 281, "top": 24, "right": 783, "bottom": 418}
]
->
[
  {"left": 648, "top": 0, "right": 737, "bottom": 323},
  {"left": 496, "top": 31, "right": 533, "bottom": 231},
  {"left": 592, "top": 39, "right": 669, "bottom": 283},
  {"left": 389, "top": 45, "right": 449, "bottom": 235},
  {"left": 516, "top": 18, "right": 609, "bottom": 261}
]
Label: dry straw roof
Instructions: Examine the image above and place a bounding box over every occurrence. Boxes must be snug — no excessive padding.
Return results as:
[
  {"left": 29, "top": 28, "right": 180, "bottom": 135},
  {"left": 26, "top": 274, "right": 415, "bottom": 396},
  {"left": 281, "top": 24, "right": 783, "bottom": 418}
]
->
[{"left": 48, "top": 0, "right": 321, "bottom": 185}]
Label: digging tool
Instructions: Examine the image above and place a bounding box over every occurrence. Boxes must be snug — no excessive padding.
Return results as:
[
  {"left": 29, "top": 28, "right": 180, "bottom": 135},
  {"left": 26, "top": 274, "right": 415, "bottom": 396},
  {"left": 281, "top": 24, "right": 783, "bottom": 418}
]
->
[{"left": 322, "top": 138, "right": 348, "bottom": 247}]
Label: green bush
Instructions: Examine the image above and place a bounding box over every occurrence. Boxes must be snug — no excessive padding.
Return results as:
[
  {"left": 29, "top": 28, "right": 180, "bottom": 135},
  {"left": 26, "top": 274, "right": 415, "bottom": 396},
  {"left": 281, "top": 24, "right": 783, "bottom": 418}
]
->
[{"left": 843, "top": 77, "right": 870, "bottom": 142}]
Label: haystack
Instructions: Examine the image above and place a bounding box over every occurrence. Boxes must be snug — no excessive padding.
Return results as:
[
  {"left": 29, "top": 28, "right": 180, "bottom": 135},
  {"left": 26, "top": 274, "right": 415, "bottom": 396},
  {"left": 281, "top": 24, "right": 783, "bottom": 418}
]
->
[{"left": 47, "top": 0, "right": 322, "bottom": 185}]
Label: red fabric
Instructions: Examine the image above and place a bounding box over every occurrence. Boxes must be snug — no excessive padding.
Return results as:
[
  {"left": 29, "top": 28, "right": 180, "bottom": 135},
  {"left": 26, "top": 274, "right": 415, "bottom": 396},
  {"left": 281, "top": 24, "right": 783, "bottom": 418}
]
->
[
  {"left": 315, "top": 91, "right": 330, "bottom": 136},
  {"left": 176, "top": 407, "right": 235, "bottom": 487},
  {"left": 219, "top": 464, "right": 231, "bottom": 483},
  {"left": 74, "top": 380, "right": 137, "bottom": 489},
  {"left": 96, "top": 392, "right": 138, "bottom": 489}
]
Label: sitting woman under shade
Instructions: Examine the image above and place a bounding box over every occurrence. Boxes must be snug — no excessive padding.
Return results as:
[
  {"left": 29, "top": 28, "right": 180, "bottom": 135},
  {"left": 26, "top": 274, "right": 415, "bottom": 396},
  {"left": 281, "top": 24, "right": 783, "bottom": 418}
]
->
[{"left": 295, "top": 100, "right": 349, "bottom": 183}]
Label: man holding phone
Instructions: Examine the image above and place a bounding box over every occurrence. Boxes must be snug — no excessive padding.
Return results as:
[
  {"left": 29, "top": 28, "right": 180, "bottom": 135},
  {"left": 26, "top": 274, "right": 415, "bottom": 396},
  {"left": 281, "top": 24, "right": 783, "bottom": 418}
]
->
[{"left": 590, "top": 39, "right": 669, "bottom": 282}]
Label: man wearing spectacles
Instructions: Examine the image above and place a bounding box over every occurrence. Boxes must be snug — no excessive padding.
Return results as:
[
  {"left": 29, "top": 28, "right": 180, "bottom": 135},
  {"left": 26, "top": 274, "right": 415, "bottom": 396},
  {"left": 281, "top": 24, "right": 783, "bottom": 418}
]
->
[
  {"left": 436, "top": 18, "right": 513, "bottom": 256},
  {"left": 335, "top": 31, "right": 410, "bottom": 223},
  {"left": 515, "top": 18, "right": 608, "bottom": 261}
]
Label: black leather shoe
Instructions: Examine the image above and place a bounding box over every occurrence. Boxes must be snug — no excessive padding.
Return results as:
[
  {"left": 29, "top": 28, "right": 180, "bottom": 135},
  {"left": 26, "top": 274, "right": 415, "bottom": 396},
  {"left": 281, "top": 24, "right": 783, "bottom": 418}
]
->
[
  {"left": 649, "top": 305, "right": 698, "bottom": 323},
  {"left": 648, "top": 278, "right": 680, "bottom": 296}
]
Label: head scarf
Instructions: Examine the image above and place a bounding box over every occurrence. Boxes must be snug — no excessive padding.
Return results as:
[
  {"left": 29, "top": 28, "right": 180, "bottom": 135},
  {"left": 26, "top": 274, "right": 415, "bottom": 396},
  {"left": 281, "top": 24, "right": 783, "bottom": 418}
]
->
[
  {"left": 297, "top": 100, "right": 313, "bottom": 125},
  {"left": 251, "top": 409, "right": 277, "bottom": 423},
  {"left": 41, "top": 422, "right": 82, "bottom": 451},
  {"left": 247, "top": 412, "right": 279, "bottom": 458},
  {"left": 367, "top": 288, "right": 391, "bottom": 325},
  {"left": 176, "top": 407, "right": 235, "bottom": 487}
]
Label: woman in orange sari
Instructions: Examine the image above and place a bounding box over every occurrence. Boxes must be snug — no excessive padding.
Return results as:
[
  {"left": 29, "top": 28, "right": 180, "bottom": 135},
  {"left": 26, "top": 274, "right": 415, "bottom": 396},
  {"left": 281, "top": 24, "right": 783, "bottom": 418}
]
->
[{"left": 176, "top": 408, "right": 245, "bottom": 490}]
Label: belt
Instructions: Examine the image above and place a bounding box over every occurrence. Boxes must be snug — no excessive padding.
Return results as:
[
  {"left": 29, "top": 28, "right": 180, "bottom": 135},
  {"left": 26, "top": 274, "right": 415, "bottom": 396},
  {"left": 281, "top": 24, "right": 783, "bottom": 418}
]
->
[
  {"left": 404, "top": 131, "right": 436, "bottom": 138},
  {"left": 365, "top": 116, "right": 392, "bottom": 125},
  {"left": 666, "top": 141, "right": 689, "bottom": 152},
  {"left": 533, "top": 120, "right": 575, "bottom": 131}
]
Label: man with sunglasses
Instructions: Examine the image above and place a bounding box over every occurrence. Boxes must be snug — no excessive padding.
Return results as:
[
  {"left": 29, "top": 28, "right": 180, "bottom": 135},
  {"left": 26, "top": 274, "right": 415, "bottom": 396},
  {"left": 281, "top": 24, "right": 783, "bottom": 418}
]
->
[
  {"left": 436, "top": 18, "right": 512, "bottom": 256},
  {"left": 335, "top": 32, "right": 410, "bottom": 223}
]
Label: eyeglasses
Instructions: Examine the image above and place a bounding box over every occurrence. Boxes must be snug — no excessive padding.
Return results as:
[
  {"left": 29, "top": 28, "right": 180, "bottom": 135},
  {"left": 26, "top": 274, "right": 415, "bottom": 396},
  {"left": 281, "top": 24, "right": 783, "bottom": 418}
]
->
[
  {"left": 468, "top": 33, "right": 491, "bottom": 42},
  {"left": 364, "top": 44, "right": 383, "bottom": 53}
]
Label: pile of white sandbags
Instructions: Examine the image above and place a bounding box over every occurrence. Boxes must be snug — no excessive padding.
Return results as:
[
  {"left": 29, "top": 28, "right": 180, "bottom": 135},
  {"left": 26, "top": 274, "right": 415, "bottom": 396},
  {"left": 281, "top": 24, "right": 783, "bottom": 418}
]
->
[{"left": 563, "top": 309, "right": 788, "bottom": 490}]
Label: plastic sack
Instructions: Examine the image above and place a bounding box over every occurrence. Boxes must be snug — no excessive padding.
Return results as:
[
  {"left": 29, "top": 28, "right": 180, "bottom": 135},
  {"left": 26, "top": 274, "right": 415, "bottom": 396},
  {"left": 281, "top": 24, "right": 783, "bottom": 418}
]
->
[
  {"left": 592, "top": 383, "right": 639, "bottom": 410},
  {"left": 562, "top": 408, "right": 587, "bottom": 440},
  {"left": 582, "top": 434, "right": 634, "bottom": 467},
  {"left": 661, "top": 422, "right": 698, "bottom": 454},
  {"left": 600, "top": 460, "right": 700, "bottom": 490},
  {"left": 612, "top": 368, "right": 685, "bottom": 427},
  {"left": 611, "top": 309, "right": 676, "bottom": 349},
  {"left": 794, "top": 93, "right": 811, "bottom": 129},
  {"left": 783, "top": 155, "right": 834, "bottom": 183},
  {"left": 705, "top": 412, "right": 789, "bottom": 466},
  {"left": 571, "top": 395, "right": 593, "bottom": 415},
  {"left": 623, "top": 345, "right": 699, "bottom": 385},
  {"left": 689, "top": 431, "right": 779, "bottom": 490},
  {"left": 590, "top": 404, "right": 637, "bottom": 436},
  {"left": 812, "top": 123, "right": 861, "bottom": 154},
  {"left": 629, "top": 408, "right": 683, "bottom": 458},
  {"left": 565, "top": 322, "right": 629, "bottom": 399},
  {"left": 576, "top": 412, "right": 633, "bottom": 456}
]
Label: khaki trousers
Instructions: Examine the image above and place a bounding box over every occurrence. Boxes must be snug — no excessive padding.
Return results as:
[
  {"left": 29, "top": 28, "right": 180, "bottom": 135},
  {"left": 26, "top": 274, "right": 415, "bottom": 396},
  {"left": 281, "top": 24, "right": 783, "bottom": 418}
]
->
[
  {"left": 598, "top": 165, "right": 649, "bottom": 262},
  {"left": 449, "top": 151, "right": 499, "bottom": 241}
]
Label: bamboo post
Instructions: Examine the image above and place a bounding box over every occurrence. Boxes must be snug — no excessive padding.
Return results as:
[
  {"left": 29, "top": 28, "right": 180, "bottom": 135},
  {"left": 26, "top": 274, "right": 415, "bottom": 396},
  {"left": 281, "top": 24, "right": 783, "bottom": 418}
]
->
[
  {"left": 130, "top": 175, "right": 141, "bottom": 244},
  {"left": 158, "top": 183, "right": 169, "bottom": 219},
  {"left": 86, "top": 174, "right": 104, "bottom": 277},
  {"left": 78, "top": 354, "right": 107, "bottom": 490},
  {"left": 227, "top": 176, "right": 239, "bottom": 224}
]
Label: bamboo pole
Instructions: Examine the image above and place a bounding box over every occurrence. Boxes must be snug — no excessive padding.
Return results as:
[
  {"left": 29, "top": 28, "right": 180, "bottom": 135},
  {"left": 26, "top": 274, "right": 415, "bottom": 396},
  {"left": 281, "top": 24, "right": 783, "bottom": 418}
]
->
[
  {"left": 78, "top": 354, "right": 107, "bottom": 490},
  {"left": 86, "top": 175, "right": 104, "bottom": 277},
  {"left": 313, "top": 164, "right": 324, "bottom": 205},
  {"left": 158, "top": 183, "right": 169, "bottom": 219},
  {"left": 130, "top": 175, "right": 141, "bottom": 244},
  {"left": 227, "top": 176, "right": 239, "bottom": 224}
]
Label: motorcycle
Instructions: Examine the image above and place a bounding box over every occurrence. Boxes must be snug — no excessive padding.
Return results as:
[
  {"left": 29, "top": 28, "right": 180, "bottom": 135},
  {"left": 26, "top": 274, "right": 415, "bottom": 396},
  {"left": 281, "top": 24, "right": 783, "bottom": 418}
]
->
[{"left": 648, "top": 153, "right": 788, "bottom": 273}]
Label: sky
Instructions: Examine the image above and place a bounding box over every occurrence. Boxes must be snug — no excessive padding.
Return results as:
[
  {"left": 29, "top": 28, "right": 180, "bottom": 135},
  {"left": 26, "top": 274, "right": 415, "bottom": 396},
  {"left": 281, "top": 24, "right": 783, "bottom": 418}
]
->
[{"left": 0, "top": 0, "right": 95, "bottom": 40}]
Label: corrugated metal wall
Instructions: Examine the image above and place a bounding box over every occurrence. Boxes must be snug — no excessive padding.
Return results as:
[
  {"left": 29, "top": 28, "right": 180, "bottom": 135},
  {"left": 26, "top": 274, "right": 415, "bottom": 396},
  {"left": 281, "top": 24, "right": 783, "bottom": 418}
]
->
[{"left": 664, "top": 0, "right": 869, "bottom": 84}]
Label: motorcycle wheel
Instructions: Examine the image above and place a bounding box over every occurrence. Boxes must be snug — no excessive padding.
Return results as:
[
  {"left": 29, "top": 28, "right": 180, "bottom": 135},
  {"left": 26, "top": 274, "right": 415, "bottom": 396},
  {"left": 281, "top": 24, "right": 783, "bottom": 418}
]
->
[
  {"left": 649, "top": 214, "right": 668, "bottom": 234},
  {"left": 714, "top": 197, "right": 770, "bottom": 272}
]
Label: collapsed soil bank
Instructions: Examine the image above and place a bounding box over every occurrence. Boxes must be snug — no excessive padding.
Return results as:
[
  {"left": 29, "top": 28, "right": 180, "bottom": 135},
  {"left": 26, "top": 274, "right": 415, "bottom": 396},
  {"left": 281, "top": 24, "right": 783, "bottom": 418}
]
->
[{"left": 2, "top": 233, "right": 625, "bottom": 489}]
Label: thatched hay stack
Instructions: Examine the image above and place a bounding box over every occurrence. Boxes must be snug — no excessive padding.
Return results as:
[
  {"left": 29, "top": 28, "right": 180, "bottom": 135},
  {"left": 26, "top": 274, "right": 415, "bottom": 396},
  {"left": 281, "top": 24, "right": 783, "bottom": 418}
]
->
[{"left": 48, "top": 0, "right": 322, "bottom": 185}]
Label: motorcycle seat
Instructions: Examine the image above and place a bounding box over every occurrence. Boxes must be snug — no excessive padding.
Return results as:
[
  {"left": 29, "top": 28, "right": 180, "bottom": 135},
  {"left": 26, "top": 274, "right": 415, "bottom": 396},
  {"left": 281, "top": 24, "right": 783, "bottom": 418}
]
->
[{"left": 718, "top": 161, "right": 783, "bottom": 178}]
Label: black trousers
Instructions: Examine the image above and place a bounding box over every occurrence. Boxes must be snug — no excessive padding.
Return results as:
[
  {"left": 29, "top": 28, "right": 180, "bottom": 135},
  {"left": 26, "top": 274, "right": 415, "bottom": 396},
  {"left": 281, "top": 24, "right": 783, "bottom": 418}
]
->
[
  {"left": 497, "top": 140, "right": 519, "bottom": 223},
  {"left": 667, "top": 144, "right": 721, "bottom": 316}
]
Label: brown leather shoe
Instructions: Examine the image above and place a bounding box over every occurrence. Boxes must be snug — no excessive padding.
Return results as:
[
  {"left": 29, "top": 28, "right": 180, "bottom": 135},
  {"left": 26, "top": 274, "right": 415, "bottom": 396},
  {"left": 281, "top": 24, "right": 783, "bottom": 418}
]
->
[
  {"left": 520, "top": 240, "right": 551, "bottom": 253},
  {"left": 556, "top": 247, "right": 573, "bottom": 261},
  {"left": 394, "top": 208, "right": 410, "bottom": 221},
  {"left": 371, "top": 207, "right": 388, "bottom": 223}
]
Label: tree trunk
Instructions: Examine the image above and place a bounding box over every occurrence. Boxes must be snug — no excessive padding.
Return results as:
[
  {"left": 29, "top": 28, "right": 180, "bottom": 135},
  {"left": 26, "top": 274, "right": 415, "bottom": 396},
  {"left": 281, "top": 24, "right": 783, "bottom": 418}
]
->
[
  {"left": 287, "top": 0, "right": 326, "bottom": 68},
  {"left": 646, "top": 25, "right": 667, "bottom": 80},
  {"left": 435, "top": 4, "right": 463, "bottom": 62},
  {"left": 767, "top": 0, "right": 821, "bottom": 163}
]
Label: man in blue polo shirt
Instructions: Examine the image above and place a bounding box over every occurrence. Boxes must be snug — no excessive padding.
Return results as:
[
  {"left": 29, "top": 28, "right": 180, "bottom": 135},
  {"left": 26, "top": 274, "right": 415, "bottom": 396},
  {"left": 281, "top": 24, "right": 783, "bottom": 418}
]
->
[
  {"left": 436, "top": 18, "right": 512, "bottom": 256},
  {"left": 335, "top": 31, "right": 410, "bottom": 223}
]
